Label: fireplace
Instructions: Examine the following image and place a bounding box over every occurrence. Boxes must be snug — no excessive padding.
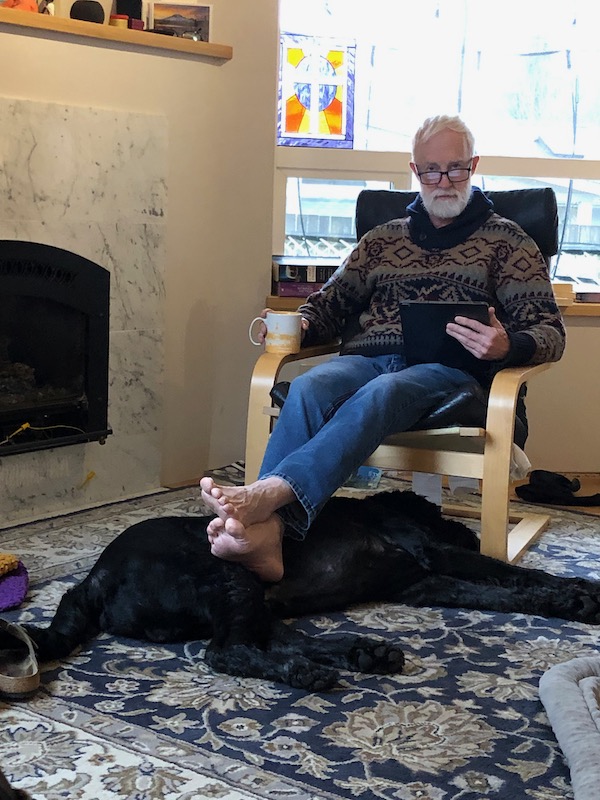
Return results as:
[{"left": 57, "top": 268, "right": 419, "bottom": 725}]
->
[{"left": 0, "top": 241, "right": 111, "bottom": 456}]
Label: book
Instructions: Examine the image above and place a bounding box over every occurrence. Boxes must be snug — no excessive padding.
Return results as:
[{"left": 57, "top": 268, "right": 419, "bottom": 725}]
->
[
  {"left": 272, "top": 255, "right": 339, "bottom": 284},
  {"left": 274, "top": 281, "right": 324, "bottom": 297},
  {"left": 575, "top": 292, "right": 600, "bottom": 303}
]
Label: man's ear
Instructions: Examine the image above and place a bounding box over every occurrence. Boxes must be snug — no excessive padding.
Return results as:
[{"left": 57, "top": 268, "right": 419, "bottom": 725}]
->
[
  {"left": 409, "top": 162, "right": 419, "bottom": 178},
  {"left": 470, "top": 155, "right": 480, "bottom": 174}
]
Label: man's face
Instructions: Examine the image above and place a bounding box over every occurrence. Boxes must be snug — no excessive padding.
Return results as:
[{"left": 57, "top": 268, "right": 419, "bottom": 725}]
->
[{"left": 411, "top": 129, "right": 479, "bottom": 224}]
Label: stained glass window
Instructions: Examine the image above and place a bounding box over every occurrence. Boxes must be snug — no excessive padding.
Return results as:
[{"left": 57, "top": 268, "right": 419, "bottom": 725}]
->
[{"left": 278, "top": 34, "right": 355, "bottom": 148}]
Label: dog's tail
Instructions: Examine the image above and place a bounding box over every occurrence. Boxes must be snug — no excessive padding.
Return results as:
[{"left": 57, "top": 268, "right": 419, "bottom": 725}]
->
[{"left": 23, "top": 580, "right": 100, "bottom": 663}]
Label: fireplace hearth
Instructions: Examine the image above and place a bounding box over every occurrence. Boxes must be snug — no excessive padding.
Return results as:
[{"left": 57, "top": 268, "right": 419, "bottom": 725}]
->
[{"left": 0, "top": 241, "right": 111, "bottom": 456}]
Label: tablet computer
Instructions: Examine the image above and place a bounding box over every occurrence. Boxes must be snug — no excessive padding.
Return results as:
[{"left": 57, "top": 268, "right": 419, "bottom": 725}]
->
[{"left": 399, "top": 301, "right": 489, "bottom": 370}]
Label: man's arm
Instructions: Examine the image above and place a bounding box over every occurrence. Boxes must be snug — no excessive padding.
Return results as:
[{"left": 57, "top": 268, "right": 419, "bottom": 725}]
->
[
  {"left": 449, "top": 222, "right": 566, "bottom": 366},
  {"left": 298, "top": 238, "right": 373, "bottom": 346}
]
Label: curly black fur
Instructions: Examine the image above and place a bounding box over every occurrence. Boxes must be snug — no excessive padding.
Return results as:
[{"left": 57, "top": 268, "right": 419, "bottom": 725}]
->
[{"left": 18, "top": 490, "right": 600, "bottom": 691}]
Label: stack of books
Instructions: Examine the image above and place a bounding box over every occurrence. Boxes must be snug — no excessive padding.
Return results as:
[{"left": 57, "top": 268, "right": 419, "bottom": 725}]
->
[{"left": 272, "top": 255, "right": 340, "bottom": 298}]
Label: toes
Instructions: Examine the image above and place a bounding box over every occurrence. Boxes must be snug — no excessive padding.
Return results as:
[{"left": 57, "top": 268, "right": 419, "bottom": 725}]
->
[
  {"left": 224, "top": 516, "right": 246, "bottom": 537},
  {"left": 351, "top": 640, "right": 405, "bottom": 674},
  {"left": 207, "top": 517, "right": 225, "bottom": 537},
  {"left": 289, "top": 662, "right": 339, "bottom": 691},
  {"left": 220, "top": 500, "right": 237, "bottom": 516},
  {"left": 200, "top": 477, "right": 214, "bottom": 492}
]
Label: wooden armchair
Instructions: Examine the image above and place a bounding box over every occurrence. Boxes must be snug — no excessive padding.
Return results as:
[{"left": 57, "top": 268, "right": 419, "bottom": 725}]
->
[{"left": 246, "top": 188, "right": 559, "bottom": 564}]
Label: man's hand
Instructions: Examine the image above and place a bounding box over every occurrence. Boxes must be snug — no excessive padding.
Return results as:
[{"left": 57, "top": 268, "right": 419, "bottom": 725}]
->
[{"left": 446, "top": 306, "right": 509, "bottom": 361}]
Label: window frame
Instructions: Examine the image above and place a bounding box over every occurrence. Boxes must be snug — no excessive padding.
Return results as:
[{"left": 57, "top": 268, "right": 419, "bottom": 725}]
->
[{"left": 273, "top": 147, "right": 600, "bottom": 270}]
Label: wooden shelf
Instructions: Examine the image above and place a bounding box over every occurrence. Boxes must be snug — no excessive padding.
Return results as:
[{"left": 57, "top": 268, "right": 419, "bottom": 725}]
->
[
  {"left": 564, "top": 302, "right": 600, "bottom": 317},
  {"left": 0, "top": 7, "right": 232, "bottom": 60}
]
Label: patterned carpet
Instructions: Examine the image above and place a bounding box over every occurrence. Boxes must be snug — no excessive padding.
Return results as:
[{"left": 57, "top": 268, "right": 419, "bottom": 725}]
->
[{"left": 1, "top": 466, "right": 600, "bottom": 800}]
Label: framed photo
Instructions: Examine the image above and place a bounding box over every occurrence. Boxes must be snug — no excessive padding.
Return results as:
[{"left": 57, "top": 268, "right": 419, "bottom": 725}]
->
[{"left": 150, "top": 3, "right": 211, "bottom": 42}]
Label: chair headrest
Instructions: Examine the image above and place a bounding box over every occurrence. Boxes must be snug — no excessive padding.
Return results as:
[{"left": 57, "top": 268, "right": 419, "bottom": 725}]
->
[{"left": 355, "top": 187, "right": 558, "bottom": 260}]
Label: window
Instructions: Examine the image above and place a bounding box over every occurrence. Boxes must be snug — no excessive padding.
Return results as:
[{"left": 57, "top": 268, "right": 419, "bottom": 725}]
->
[
  {"left": 276, "top": 0, "right": 600, "bottom": 281},
  {"left": 284, "top": 178, "right": 391, "bottom": 257},
  {"left": 279, "top": 0, "right": 600, "bottom": 160}
]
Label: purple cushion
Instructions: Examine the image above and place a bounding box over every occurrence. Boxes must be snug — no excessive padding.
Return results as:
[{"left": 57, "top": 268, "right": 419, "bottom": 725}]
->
[{"left": 0, "top": 562, "right": 29, "bottom": 611}]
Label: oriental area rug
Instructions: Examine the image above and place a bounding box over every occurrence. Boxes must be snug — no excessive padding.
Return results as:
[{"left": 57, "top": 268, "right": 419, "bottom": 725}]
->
[{"left": 1, "top": 465, "right": 600, "bottom": 800}]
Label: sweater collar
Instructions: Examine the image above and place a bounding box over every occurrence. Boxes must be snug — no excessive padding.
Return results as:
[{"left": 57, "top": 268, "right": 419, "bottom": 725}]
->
[{"left": 407, "top": 187, "right": 494, "bottom": 251}]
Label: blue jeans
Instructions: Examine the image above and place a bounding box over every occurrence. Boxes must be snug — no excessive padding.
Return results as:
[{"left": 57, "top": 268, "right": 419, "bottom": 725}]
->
[{"left": 259, "top": 354, "right": 475, "bottom": 536}]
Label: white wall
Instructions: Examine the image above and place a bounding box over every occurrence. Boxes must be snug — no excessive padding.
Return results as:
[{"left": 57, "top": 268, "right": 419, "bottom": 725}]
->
[{"left": 0, "top": 1, "right": 278, "bottom": 487}]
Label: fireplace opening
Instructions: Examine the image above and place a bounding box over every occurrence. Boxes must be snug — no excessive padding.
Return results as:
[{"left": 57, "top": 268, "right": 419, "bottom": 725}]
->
[{"left": 0, "top": 241, "right": 111, "bottom": 457}]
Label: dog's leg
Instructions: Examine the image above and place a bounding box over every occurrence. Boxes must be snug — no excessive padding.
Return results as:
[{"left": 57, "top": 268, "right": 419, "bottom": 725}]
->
[
  {"left": 268, "top": 621, "right": 405, "bottom": 675},
  {"left": 204, "top": 640, "right": 341, "bottom": 691},
  {"left": 23, "top": 581, "right": 100, "bottom": 661},
  {"left": 204, "top": 577, "right": 344, "bottom": 691},
  {"left": 399, "top": 572, "right": 600, "bottom": 624},
  {"left": 412, "top": 545, "right": 600, "bottom": 623}
]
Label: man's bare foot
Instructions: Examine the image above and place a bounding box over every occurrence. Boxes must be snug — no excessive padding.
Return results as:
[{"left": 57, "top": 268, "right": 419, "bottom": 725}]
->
[
  {"left": 206, "top": 513, "right": 284, "bottom": 582},
  {"left": 200, "top": 476, "right": 294, "bottom": 528}
]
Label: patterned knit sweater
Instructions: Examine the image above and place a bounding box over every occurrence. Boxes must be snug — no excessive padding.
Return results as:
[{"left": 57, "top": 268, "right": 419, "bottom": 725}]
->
[{"left": 299, "top": 197, "right": 565, "bottom": 385}]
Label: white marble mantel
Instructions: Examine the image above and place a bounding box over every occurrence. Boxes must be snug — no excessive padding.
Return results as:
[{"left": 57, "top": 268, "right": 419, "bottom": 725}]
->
[{"left": 0, "top": 97, "right": 167, "bottom": 527}]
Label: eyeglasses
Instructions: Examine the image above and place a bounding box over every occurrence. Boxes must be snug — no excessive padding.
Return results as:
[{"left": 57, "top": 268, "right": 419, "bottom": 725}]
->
[{"left": 416, "top": 164, "right": 473, "bottom": 186}]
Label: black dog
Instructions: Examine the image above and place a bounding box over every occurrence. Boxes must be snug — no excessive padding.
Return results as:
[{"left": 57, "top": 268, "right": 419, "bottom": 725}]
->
[{"left": 17, "top": 490, "right": 600, "bottom": 691}]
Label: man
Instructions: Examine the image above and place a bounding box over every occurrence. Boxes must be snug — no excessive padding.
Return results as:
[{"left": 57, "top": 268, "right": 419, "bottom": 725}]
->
[{"left": 201, "top": 114, "right": 565, "bottom": 582}]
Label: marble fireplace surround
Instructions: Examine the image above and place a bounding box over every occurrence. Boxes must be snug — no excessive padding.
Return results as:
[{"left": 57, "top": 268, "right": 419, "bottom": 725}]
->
[{"left": 0, "top": 97, "right": 168, "bottom": 528}]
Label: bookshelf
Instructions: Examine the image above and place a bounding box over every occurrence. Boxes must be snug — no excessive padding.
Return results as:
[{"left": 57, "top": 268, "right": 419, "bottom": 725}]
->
[{"left": 269, "top": 256, "right": 339, "bottom": 310}]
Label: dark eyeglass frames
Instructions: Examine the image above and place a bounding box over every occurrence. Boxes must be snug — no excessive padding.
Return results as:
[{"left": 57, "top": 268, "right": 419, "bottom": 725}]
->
[{"left": 416, "top": 163, "right": 473, "bottom": 186}]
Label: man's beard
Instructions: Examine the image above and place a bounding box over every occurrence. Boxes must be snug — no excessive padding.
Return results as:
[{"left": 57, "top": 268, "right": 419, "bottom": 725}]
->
[{"left": 421, "top": 182, "right": 472, "bottom": 220}]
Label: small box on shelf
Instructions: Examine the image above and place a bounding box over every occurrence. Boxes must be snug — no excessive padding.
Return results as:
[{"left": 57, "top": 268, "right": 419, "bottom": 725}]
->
[{"left": 552, "top": 282, "right": 575, "bottom": 307}]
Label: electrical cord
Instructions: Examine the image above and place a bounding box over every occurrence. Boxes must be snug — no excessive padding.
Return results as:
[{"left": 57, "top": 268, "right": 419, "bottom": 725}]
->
[{"left": 0, "top": 421, "right": 87, "bottom": 447}]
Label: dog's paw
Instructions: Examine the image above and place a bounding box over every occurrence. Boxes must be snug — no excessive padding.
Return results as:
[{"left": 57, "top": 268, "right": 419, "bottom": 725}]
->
[
  {"left": 286, "top": 660, "right": 339, "bottom": 692},
  {"left": 574, "top": 591, "right": 600, "bottom": 624},
  {"left": 349, "top": 639, "right": 405, "bottom": 675}
]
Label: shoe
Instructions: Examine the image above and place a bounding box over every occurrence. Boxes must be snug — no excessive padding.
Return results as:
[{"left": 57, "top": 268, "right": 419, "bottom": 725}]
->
[
  {"left": 516, "top": 470, "right": 600, "bottom": 507},
  {"left": 0, "top": 619, "right": 40, "bottom": 699}
]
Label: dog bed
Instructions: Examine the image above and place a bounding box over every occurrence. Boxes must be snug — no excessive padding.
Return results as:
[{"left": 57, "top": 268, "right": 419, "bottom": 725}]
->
[{"left": 539, "top": 656, "right": 600, "bottom": 800}]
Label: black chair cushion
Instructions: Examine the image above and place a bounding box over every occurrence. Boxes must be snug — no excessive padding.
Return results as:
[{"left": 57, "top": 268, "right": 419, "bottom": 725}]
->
[
  {"left": 269, "top": 188, "right": 552, "bottom": 452},
  {"left": 355, "top": 188, "right": 558, "bottom": 264},
  {"left": 270, "top": 380, "right": 529, "bottom": 449}
]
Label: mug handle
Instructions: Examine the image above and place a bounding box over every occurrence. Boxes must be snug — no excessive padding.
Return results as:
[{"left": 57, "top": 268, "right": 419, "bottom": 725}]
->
[{"left": 248, "top": 316, "right": 266, "bottom": 346}]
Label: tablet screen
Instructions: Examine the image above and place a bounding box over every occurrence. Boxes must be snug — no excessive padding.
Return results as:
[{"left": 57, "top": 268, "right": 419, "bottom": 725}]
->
[{"left": 399, "top": 301, "right": 489, "bottom": 370}]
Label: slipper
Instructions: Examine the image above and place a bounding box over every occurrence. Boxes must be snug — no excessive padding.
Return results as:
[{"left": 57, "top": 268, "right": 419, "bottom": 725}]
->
[
  {"left": 0, "top": 619, "right": 40, "bottom": 699},
  {"left": 516, "top": 470, "right": 600, "bottom": 506},
  {"left": 529, "top": 469, "right": 581, "bottom": 494}
]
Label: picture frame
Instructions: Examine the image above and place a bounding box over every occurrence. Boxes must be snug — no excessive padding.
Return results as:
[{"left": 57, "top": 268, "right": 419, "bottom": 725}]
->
[{"left": 149, "top": 2, "right": 211, "bottom": 42}]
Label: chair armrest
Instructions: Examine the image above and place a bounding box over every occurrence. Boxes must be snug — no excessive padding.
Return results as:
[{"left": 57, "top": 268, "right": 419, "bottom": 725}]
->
[
  {"left": 486, "top": 362, "right": 552, "bottom": 438},
  {"left": 483, "top": 362, "right": 552, "bottom": 485},
  {"left": 479, "top": 362, "right": 553, "bottom": 560},
  {"left": 244, "top": 342, "right": 340, "bottom": 482}
]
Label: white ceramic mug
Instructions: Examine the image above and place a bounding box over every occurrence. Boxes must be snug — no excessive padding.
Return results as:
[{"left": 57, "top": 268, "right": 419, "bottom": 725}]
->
[{"left": 248, "top": 310, "right": 302, "bottom": 354}]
